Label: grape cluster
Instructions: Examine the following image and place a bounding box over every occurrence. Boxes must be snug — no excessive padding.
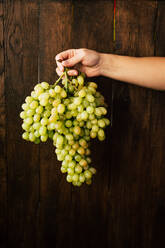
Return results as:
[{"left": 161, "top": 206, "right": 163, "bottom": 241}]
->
[{"left": 20, "top": 70, "right": 110, "bottom": 186}]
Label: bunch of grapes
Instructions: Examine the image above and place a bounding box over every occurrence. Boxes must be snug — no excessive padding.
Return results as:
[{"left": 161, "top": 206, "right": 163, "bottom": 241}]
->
[{"left": 20, "top": 70, "right": 110, "bottom": 186}]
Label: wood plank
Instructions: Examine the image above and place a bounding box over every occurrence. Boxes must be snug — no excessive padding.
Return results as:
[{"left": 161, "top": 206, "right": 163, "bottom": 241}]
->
[
  {"left": 0, "top": 3, "right": 7, "bottom": 248},
  {"left": 108, "top": 1, "right": 157, "bottom": 247},
  {"left": 3, "top": 1, "right": 40, "bottom": 247},
  {"left": 70, "top": 1, "right": 114, "bottom": 248},
  {"left": 149, "top": 2, "right": 165, "bottom": 247},
  {"left": 37, "top": 1, "right": 73, "bottom": 247}
]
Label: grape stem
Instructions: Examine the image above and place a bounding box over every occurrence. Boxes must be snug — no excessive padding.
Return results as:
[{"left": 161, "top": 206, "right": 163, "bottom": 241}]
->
[{"left": 54, "top": 72, "right": 65, "bottom": 85}]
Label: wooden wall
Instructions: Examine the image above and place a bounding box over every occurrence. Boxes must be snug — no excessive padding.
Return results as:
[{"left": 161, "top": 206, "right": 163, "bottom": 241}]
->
[{"left": 0, "top": 0, "right": 165, "bottom": 247}]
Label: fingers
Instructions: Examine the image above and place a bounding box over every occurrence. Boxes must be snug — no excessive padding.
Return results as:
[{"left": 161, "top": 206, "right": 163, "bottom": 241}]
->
[
  {"left": 55, "top": 49, "right": 75, "bottom": 61},
  {"left": 61, "top": 54, "right": 83, "bottom": 67},
  {"left": 67, "top": 69, "right": 78, "bottom": 76},
  {"left": 56, "top": 60, "right": 64, "bottom": 72},
  {"left": 56, "top": 67, "right": 63, "bottom": 77}
]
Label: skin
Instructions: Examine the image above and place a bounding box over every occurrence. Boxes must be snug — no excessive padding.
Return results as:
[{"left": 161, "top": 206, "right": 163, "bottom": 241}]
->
[{"left": 55, "top": 48, "right": 165, "bottom": 91}]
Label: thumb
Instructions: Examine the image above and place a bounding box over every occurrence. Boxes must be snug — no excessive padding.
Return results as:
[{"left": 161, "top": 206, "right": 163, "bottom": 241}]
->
[{"left": 62, "top": 53, "right": 83, "bottom": 67}]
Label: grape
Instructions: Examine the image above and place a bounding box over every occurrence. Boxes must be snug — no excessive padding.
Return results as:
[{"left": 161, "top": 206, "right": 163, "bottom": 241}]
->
[
  {"left": 20, "top": 111, "right": 27, "bottom": 119},
  {"left": 22, "top": 132, "right": 29, "bottom": 140},
  {"left": 77, "top": 75, "right": 84, "bottom": 86},
  {"left": 72, "top": 174, "right": 79, "bottom": 182},
  {"left": 75, "top": 165, "right": 82, "bottom": 174},
  {"left": 55, "top": 85, "right": 61, "bottom": 93},
  {"left": 20, "top": 69, "right": 110, "bottom": 187},
  {"left": 66, "top": 174, "right": 73, "bottom": 182}
]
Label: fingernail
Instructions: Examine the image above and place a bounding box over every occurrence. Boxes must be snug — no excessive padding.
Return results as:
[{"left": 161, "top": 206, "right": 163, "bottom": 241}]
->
[{"left": 57, "top": 58, "right": 62, "bottom": 62}]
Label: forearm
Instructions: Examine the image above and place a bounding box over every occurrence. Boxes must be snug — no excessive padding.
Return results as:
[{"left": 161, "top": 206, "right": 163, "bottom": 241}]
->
[{"left": 100, "top": 54, "right": 165, "bottom": 90}]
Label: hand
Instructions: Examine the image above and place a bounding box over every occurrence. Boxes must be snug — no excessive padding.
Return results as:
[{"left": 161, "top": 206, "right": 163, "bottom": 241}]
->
[{"left": 55, "top": 48, "right": 103, "bottom": 77}]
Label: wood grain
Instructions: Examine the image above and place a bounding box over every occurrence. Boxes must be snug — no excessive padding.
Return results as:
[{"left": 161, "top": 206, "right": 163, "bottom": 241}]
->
[
  {"left": 108, "top": 1, "right": 157, "bottom": 247},
  {"left": 1, "top": 0, "right": 165, "bottom": 248},
  {"left": 149, "top": 2, "right": 165, "bottom": 247},
  {"left": 37, "top": 1, "right": 73, "bottom": 247},
  {"left": 71, "top": 1, "right": 114, "bottom": 248},
  {"left": 3, "top": 1, "right": 39, "bottom": 247},
  {"left": 0, "top": 3, "right": 7, "bottom": 248}
]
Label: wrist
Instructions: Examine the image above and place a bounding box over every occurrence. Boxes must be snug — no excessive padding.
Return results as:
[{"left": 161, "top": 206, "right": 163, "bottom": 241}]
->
[{"left": 99, "top": 53, "right": 117, "bottom": 78}]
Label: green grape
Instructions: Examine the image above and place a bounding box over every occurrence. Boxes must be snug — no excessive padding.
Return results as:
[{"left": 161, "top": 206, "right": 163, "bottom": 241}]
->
[
  {"left": 41, "top": 117, "right": 48, "bottom": 126},
  {"left": 65, "top": 120, "right": 72, "bottom": 128},
  {"left": 22, "top": 123, "right": 30, "bottom": 131},
  {"left": 89, "top": 167, "right": 96, "bottom": 174},
  {"left": 66, "top": 134, "right": 73, "bottom": 141},
  {"left": 36, "top": 106, "right": 43, "bottom": 114},
  {"left": 92, "top": 125, "right": 99, "bottom": 132},
  {"left": 75, "top": 154, "right": 81, "bottom": 162},
  {"left": 98, "top": 119, "right": 105, "bottom": 128},
  {"left": 79, "top": 173, "right": 85, "bottom": 183},
  {"left": 34, "top": 138, "right": 40, "bottom": 144},
  {"left": 67, "top": 168, "right": 74, "bottom": 176},
  {"left": 62, "top": 160, "right": 68, "bottom": 168},
  {"left": 20, "top": 111, "right": 27, "bottom": 119},
  {"left": 84, "top": 170, "right": 92, "bottom": 179},
  {"left": 86, "top": 94, "right": 95, "bottom": 103},
  {"left": 73, "top": 126, "right": 81, "bottom": 135},
  {"left": 22, "top": 132, "right": 29, "bottom": 140},
  {"left": 56, "top": 135, "right": 64, "bottom": 145},
  {"left": 26, "top": 109, "right": 35, "bottom": 117},
  {"left": 22, "top": 103, "right": 29, "bottom": 111},
  {"left": 65, "top": 154, "right": 72, "bottom": 162},
  {"left": 98, "top": 129, "right": 105, "bottom": 138},
  {"left": 30, "top": 100, "right": 38, "bottom": 109},
  {"left": 66, "top": 174, "right": 73, "bottom": 182},
  {"left": 86, "top": 157, "right": 92, "bottom": 164},
  {"left": 40, "top": 98, "right": 48, "bottom": 106},
  {"left": 43, "top": 110, "right": 51, "bottom": 118},
  {"left": 61, "top": 166, "right": 67, "bottom": 173},
  {"left": 74, "top": 97, "right": 82, "bottom": 105},
  {"left": 41, "top": 134, "right": 48, "bottom": 142},
  {"left": 54, "top": 85, "right": 61, "bottom": 93},
  {"left": 57, "top": 104, "right": 65, "bottom": 114},
  {"left": 29, "top": 132, "right": 35, "bottom": 142},
  {"left": 88, "top": 82, "right": 98, "bottom": 89},
  {"left": 81, "top": 111, "right": 88, "bottom": 120},
  {"left": 90, "top": 131, "right": 97, "bottom": 139},
  {"left": 72, "top": 174, "right": 79, "bottom": 182},
  {"left": 60, "top": 89, "right": 67, "bottom": 98},
  {"left": 41, "top": 82, "right": 49, "bottom": 89},
  {"left": 86, "top": 106, "right": 94, "bottom": 114},
  {"left": 86, "top": 179, "right": 92, "bottom": 185},
  {"left": 69, "top": 149, "right": 76, "bottom": 156},
  {"left": 77, "top": 147, "right": 85, "bottom": 155},
  {"left": 25, "top": 117, "right": 33, "bottom": 125},
  {"left": 77, "top": 105, "right": 84, "bottom": 112},
  {"left": 79, "top": 139, "right": 87, "bottom": 148},
  {"left": 68, "top": 161, "right": 76, "bottom": 169},
  {"left": 34, "top": 130, "right": 40, "bottom": 138},
  {"left": 79, "top": 159, "right": 87, "bottom": 167},
  {"left": 39, "top": 126, "right": 47, "bottom": 135},
  {"left": 49, "top": 89, "right": 56, "bottom": 97},
  {"left": 77, "top": 75, "right": 84, "bottom": 86},
  {"left": 25, "top": 96, "right": 33, "bottom": 104},
  {"left": 95, "top": 108, "right": 102, "bottom": 117},
  {"left": 78, "top": 89, "right": 86, "bottom": 98},
  {"left": 75, "top": 165, "right": 82, "bottom": 174},
  {"left": 21, "top": 69, "right": 110, "bottom": 187},
  {"left": 53, "top": 99, "right": 61, "bottom": 107}
]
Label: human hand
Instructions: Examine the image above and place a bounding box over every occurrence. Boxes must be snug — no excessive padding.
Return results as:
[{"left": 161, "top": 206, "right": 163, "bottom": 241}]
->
[{"left": 55, "top": 48, "right": 103, "bottom": 77}]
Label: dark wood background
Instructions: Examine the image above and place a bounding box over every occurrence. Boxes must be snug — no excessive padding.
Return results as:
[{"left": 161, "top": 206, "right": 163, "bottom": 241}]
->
[{"left": 0, "top": 0, "right": 165, "bottom": 247}]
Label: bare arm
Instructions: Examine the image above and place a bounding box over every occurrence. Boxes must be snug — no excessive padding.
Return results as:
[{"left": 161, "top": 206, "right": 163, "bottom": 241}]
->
[
  {"left": 100, "top": 54, "right": 165, "bottom": 90},
  {"left": 55, "top": 48, "right": 165, "bottom": 91}
]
